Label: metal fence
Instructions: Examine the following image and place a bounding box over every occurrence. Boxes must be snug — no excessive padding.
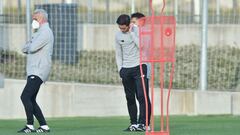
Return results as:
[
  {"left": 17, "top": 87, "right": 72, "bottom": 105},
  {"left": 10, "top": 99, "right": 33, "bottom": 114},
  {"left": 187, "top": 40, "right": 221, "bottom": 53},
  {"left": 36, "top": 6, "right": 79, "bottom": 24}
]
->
[
  {"left": 1, "top": 0, "right": 240, "bottom": 24},
  {"left": 0, "top": 0, "right": 240, "bottom": 91}
]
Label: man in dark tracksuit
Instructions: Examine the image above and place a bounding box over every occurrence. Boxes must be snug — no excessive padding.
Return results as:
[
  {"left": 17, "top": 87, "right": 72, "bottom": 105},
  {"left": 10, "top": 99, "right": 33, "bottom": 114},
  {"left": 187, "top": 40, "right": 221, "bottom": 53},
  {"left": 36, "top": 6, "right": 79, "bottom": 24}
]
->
[
  {"left": 115, "top": 14, "right": 151, "bottom": 132},
  {"left": 18, "top": 9, "right": 54, "bottom": 133}
]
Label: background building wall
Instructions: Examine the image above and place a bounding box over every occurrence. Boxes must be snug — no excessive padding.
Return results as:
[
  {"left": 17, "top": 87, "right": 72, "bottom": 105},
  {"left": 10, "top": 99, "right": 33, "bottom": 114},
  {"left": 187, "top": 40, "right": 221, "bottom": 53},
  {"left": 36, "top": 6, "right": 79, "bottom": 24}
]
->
[
  {"left": 0, "top": 79, "right": 239, "bottom": 119},
  {"left": 2, "top": 24, "right": 240, "bottom": 53}
]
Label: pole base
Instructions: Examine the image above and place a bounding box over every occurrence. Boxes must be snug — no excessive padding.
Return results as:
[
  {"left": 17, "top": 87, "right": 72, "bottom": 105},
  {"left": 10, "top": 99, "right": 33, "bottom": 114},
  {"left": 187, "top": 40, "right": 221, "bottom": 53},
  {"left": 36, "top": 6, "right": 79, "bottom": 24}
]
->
[{"left": 146, "top": 131, "right": 169, "bottom": 135}]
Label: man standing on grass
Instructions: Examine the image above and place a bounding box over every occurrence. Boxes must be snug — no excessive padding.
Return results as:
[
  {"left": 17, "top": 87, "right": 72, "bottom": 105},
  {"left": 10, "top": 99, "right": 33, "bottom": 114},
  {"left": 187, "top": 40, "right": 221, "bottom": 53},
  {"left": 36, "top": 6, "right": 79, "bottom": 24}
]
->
[
  {"left": 18, "top": 9, "right": 53, "bottom": 133},
  {"left": 130, "top": 12, "right": 151, "bottom": 95},
  {"left": 115, "top": 14, "right": 151, "bottom": 132}
]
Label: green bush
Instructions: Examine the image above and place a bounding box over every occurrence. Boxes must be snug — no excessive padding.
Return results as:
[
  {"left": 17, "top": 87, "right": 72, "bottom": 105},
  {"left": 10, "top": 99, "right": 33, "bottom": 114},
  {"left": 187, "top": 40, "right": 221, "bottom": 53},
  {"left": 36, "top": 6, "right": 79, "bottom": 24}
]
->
[{"left": 0, "top": 45, "right": 239, "bottom": 91}]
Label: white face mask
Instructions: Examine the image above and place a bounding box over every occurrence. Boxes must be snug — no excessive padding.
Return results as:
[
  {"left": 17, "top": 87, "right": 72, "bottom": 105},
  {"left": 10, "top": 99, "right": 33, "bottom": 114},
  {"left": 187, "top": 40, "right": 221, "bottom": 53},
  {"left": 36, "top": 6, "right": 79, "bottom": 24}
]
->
[{"left": 32, "top": 20, "right": 40, "bottom": 29}]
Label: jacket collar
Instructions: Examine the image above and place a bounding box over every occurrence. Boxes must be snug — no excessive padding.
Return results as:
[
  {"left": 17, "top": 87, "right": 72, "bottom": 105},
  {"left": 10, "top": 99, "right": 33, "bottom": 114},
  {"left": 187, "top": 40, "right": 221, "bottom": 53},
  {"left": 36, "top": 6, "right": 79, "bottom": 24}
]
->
[{"left": 39, "top": 22, "right": 49, "bottom": 31}]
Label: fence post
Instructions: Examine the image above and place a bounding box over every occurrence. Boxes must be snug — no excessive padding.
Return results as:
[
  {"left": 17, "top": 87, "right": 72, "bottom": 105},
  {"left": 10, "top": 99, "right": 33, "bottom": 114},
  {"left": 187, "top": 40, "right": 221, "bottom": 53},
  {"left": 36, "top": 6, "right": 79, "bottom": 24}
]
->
[
  {"left": 18, "top": 0, "right": 22, "bottom": 17},
  {"left": 0, "top": 0, "right": 3, "bottom": 15},
  {"left": 194, "top": 0, "right": 200, "bottom": 23},
  {"left": 216, "top": 0, "right": 220, "bottom": 23},
  {"left": 131, "top": 0, "right": 135, "bottom": 13},
  {"left": 200, "top": 0, "right": 208, "bottom": 91},
  {"left": 87, "top": 0, "right": 93, "bottom": 23},
  {"left": 106, "top": 0, "right": 110, "bottom": 24},
  {"left": 26, "top": 0, "right": 31, "bottom": 41},
  {"left": 0, "top": 73, "right": 4, "bottom": 88},
  {"left": 174, "top": 0, "right": 178, "bottom": 22}
]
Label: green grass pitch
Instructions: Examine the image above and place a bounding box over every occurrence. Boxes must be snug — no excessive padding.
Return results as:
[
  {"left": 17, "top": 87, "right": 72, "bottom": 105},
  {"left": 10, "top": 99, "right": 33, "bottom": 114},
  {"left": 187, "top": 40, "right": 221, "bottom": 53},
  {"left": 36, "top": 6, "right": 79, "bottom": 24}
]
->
[{"left": 0, "top": 115, "right": 239, "bottom": 135}]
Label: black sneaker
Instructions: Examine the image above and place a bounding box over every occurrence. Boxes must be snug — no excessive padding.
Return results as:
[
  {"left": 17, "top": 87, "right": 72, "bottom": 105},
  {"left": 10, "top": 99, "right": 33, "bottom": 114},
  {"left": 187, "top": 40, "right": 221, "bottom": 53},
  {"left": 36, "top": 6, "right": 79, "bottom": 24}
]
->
[
  {"left": 123, "top": 124, "right": 138, "bottom": 132},
  {"left": 136, "top": 124, "right": 151, "bottom": 132},
  {"left": 17, "top": 126, "right": 35, "bottom": 133},
  {"left": 36, "top": 127, "right": 50, "bottom": 133}
]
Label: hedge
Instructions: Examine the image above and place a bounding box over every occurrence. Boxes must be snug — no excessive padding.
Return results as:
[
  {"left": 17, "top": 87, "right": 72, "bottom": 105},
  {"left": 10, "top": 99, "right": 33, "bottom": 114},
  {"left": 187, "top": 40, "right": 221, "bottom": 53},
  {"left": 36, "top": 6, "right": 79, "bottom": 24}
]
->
[{"left": 0, "top": 45, "right": 239, "bottom": 91}]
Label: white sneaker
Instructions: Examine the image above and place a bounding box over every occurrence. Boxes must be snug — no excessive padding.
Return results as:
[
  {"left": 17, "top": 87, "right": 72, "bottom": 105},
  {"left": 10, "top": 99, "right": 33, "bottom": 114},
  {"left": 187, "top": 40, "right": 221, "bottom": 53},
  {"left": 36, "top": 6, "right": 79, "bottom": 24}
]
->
[
  {"left": 137, "top": 124, "right": 151, "bottom": 131},
  {"left": 123, "top": 124, "right": 138, "bottom": 131}
]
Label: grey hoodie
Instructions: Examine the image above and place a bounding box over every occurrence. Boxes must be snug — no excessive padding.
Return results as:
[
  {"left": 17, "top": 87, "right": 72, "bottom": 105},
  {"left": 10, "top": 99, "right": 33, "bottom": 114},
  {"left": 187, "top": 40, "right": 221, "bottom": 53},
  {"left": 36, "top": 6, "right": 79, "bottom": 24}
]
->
[
  {"left": 22, "top": 23, "right": 54, "bottom": 82},
  {"left": 115, "top": 26, "right": 139, "bottom": 71}
]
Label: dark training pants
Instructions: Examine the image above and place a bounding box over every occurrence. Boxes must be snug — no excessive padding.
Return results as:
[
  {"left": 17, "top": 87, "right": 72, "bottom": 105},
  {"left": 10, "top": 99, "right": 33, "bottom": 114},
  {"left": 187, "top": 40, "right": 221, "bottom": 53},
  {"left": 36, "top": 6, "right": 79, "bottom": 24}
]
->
[
  {"left": 20, "top": 75, "right": 47, "bottom": 126},
  {"left": 120, "top": 64, "right": 151, "bottom": 125}
]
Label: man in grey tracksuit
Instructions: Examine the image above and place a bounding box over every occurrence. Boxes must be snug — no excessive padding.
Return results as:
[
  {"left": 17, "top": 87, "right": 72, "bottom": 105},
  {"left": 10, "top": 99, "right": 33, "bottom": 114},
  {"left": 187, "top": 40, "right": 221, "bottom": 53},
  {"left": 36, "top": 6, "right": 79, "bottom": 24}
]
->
[
  {"left": 131, "top": 12, "right": 151, "bottom": 80},
  {"left": 115, "top": 14, "right": 151, "bottom": 132},
  {"left": 18, "top": 9, "right": 53, "bottom": 133}
]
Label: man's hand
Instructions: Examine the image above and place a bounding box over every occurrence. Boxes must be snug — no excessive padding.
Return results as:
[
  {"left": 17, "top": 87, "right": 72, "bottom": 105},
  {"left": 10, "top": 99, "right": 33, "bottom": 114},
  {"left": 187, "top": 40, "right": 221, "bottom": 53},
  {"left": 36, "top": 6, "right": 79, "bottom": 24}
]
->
[
  {"left": 129, "top": 23, "right": 138, "bottom": 33},
  {"left": 129, "top": 23, "right": 134, "bottom": 32}
]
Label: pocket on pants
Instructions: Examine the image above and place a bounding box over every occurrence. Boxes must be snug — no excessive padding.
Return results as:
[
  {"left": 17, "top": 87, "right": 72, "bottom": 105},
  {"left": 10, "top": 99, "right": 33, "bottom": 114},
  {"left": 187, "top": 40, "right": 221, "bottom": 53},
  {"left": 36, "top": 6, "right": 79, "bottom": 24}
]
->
[{"left": 119, "top": 68, "right": 124, "bottom": 78}]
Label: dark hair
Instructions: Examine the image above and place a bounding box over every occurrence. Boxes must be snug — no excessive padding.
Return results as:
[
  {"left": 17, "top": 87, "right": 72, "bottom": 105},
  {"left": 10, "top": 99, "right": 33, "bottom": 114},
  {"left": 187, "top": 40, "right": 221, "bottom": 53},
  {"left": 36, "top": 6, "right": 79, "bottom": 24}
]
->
[
  {"left": 116, "top": 14, "right": 130, "bottom": 26},
  {"left": 131, "top": 12, "right": 145, "bottom": 19}
]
